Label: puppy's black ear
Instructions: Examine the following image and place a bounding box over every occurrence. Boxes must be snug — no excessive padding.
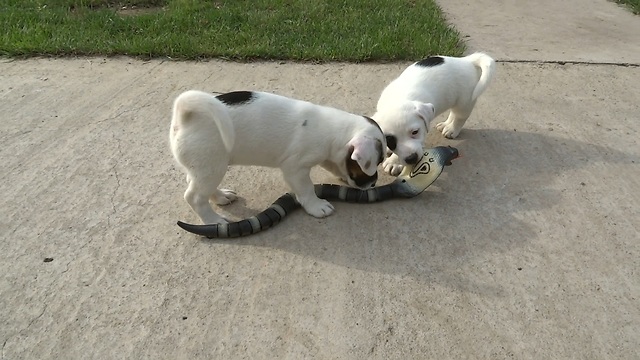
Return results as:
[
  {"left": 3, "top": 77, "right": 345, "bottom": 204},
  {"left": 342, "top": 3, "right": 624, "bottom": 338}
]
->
[
  {"left": 385, "top": 135, "right": 397, "bottom": 151},
  {"left": 375, "top": 138, "right": 384, "bottom": 165},
  {"left": 413, "top": 101, "right": 435, "bottom": 127}
]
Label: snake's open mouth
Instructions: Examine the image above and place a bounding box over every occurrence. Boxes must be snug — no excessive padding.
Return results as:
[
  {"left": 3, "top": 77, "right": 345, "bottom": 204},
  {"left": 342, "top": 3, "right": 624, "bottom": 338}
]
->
[{"left": 445, "top": 146, "right": 460, "bottom": 165}]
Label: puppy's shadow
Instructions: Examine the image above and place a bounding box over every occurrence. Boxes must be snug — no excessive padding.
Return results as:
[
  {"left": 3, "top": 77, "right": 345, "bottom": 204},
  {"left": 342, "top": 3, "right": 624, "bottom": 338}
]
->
[{"left": 202, "top": 128, "right": 637, "bottom": 295}]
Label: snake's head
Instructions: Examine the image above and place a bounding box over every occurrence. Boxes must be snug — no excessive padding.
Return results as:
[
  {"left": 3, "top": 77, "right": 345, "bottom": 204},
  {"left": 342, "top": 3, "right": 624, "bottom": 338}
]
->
[
  {"left": 441, "top": 146, "right": 460, "bottom": 166},
  {"left": 390, "top": 146, "right": 460, "bottom": 198}
]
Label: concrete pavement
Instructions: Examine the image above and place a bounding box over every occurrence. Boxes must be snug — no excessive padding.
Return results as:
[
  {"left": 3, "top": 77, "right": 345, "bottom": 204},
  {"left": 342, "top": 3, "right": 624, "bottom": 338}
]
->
[
  {"left": 1, "top": 1, "right": 639, "bottom": 358},
  {"left": 439, "top": 0, "right": 640, "bottom": 63}
]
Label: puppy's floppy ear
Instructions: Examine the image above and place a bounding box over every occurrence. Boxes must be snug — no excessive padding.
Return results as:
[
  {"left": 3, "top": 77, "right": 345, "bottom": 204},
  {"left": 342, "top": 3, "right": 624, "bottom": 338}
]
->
[
  {"left": 347, "top": 136, "right": 379, "bottom": 176},
  {"left": 413, "top": 101, "right": 436, "bottom": 127}
]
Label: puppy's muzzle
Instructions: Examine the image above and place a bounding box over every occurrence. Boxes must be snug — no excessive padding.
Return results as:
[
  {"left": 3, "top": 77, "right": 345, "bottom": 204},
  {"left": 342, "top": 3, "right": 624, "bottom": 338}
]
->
[{"left": 405, "top": 153, "right": 419, "bottom": 165}]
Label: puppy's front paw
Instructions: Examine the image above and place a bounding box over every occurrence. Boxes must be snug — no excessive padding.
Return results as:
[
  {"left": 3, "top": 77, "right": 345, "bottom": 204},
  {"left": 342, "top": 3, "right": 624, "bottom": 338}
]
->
[
  {"left": 382, "top": 157, "right": 404, "bottom": 176},
  {"left": 302, "top": 199, "right": 335, "bottom": 218},
  {"left": 436, "top": 121, "right": 461, "bottom": 139},
  {"left": 212, "top": 189, "right": 237, "bottom": 205}
]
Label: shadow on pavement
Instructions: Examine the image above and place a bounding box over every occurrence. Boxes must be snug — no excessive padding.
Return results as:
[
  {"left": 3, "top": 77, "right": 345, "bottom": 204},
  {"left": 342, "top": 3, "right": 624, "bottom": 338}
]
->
[{"left": 199, "top": 127, "right": 636, "bottom": 293}]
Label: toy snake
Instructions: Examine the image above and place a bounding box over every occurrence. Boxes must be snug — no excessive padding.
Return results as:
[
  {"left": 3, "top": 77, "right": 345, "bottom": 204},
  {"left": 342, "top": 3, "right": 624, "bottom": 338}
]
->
[{"left": 177, "top": 146, "right": 459, "bottom": 238}]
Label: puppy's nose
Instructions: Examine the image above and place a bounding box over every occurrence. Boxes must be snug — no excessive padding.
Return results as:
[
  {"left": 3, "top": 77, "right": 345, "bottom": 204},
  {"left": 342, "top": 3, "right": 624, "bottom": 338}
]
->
[{"left": 405, "top": 153, "right": 419, "bottom": 164}]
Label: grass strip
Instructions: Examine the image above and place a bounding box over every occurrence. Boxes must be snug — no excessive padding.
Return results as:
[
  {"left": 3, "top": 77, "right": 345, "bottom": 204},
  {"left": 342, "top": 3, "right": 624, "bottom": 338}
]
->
[
  {"left": 0, "top": 0, "right": 464, "bottom": 61},
  {"left": 613, "top": 0, "right": 640, "bottom": 14}
]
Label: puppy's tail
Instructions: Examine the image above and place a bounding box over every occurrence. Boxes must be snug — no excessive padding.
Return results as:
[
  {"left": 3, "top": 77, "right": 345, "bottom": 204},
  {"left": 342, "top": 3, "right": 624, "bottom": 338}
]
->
[
  {"left": 172, "top": 90, "right": 235, "bottom": 153},
  {"left": 467, "top": 52, "right": 496, "bottom": 101}
]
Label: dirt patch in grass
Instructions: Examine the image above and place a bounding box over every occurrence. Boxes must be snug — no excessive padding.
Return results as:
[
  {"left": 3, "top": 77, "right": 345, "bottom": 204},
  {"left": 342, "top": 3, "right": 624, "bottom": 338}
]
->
[
  {"left": 70, "top": 1, "right": 166, "bottom": 16},
  {"left": 83, "top": 1, "right": 166, "bottom": 9},
  {"left": 116, "top": 6, "right": 165, "bottom": 17}
]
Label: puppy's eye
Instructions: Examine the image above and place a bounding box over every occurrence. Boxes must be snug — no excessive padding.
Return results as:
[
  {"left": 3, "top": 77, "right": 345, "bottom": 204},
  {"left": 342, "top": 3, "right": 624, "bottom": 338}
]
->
[{"left": 411, "top": 129, "right": 420, "bottom": 136}]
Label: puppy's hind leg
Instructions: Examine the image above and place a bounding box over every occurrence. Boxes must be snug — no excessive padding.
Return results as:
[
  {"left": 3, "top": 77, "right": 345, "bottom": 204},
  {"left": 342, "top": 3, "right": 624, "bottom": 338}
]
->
[
  {"left": 184, "top": 173, "right": 233, "bottom": 203},
  {"left": 184, "top": 166, "right": 230, "bottom": 225},
  {"left": 211, "top": 188, "right": 237, "bottom": 205},
  {"left": 184, "top": 184, "right": 225, "bottom": 225},
  {"left": 436, "top": 101, "right": 477, "bottom": 139}
]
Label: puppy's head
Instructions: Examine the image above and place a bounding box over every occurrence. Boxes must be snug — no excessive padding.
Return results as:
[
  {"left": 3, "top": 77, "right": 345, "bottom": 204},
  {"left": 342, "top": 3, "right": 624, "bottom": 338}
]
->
[
  {"left": 374, "top": 101, "right": 435, "bottom": 165},
  {"left": 343, "top": 117, "right": 386, "bottom": 189}
]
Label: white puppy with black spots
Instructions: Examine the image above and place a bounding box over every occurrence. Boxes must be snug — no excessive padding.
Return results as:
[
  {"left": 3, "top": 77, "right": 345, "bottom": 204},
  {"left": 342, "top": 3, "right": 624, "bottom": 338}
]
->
[
  {"left": 373, "top": 52, "right": 496, "bottom": 175},
  {"left": 170, "top": 90, "right": 386, "bottom": 225}
]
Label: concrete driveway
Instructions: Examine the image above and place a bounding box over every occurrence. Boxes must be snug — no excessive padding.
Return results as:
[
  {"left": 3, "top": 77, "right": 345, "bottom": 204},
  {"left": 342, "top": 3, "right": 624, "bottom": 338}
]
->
[{"left": 1, "top": 0, "right": 638, "bottom": 358}]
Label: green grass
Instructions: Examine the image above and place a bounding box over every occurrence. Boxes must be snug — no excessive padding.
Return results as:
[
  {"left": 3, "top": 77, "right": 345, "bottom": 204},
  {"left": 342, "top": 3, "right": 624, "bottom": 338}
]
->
[
  {"left": 614, "top": 0, "right": 640, "bottom": 14},
  {"left": 0, "top": 0, "right": 464, "bottom": 61}
]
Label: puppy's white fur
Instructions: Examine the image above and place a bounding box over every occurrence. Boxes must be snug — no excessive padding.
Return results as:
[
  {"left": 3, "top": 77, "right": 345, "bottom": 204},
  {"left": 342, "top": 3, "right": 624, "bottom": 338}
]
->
[
  {"left": 170, "top": 90, "right": 385, "bottom": 225},
  {"left": 373, "top": 52, "right": 495, "bottom": 175}
]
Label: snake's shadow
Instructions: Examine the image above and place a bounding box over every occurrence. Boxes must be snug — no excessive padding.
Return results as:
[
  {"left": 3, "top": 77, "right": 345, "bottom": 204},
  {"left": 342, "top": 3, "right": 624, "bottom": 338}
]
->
[{"left": 202, "top": 128, "right": 635, "bottom": 294}]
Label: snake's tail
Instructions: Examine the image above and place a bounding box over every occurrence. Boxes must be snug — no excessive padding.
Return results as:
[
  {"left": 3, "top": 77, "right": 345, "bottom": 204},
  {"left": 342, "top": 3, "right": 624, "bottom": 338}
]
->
[{"left": 176, "top": 193, "right": 301, "bottom": 238}]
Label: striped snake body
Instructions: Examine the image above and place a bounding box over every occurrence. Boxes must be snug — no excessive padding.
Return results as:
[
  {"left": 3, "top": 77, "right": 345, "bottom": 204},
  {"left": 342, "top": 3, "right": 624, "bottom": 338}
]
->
[{"left": 177, "top": 146, "right": 459, "bottom": 238}]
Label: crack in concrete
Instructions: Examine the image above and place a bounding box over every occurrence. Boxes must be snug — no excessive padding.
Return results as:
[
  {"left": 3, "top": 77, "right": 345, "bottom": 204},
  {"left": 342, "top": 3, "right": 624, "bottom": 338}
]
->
[
  {"left": 199, "top": 72, "right": 216, "bottom": 86},
  {"left": 497, "top": 59, "right": 640, "bottom": 67},
  {"left": 0, "top": 99, "right": 155, "bottom": 188},
  {"left": 40, "top": 100, "right": 130, "bottom": 280},
  {"left": 94, "top": 102, "right": 155, "bottom": 127},
  {"left": 26, "top": 304, "right": 48, "bottom": 331},
  {"left": 61, "top": 237, "right": 92, "bottom": 276},
  {"left": 107, "top": 134, "right": 123, "bottom": 229},
  {"left": 81, "top": 60, "right": 163, "bottom": 128},
  {"left": 3, "top": 304, "right": 48, "bottom": 358}
]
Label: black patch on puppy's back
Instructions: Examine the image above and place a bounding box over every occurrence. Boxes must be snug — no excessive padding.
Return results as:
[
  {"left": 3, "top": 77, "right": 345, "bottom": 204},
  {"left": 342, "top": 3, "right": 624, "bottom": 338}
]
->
[
  {"left": 216, "top": 91, "right": 255, "bottom": 106},
  {"left": 416, "top": 56, "right": 444, "bottom": 67}
]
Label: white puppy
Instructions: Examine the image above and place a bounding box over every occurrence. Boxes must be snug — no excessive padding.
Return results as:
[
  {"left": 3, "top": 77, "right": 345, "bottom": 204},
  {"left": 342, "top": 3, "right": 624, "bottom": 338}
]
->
[
  {"left": 373, "top": 52, "right": 496, "bottom": 175},
  {"left": 170, "top": 90, "right": 386, "bottom": 225}
]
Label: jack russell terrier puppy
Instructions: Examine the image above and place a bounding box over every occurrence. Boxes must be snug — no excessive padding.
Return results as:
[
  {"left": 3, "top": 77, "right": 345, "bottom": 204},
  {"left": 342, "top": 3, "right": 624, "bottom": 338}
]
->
[
  {"left": 373, "top": 52, "right": 496, "bottom": 175},
  {"left": 170, "top": 90, "right": 386, "bottom": 225}
]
